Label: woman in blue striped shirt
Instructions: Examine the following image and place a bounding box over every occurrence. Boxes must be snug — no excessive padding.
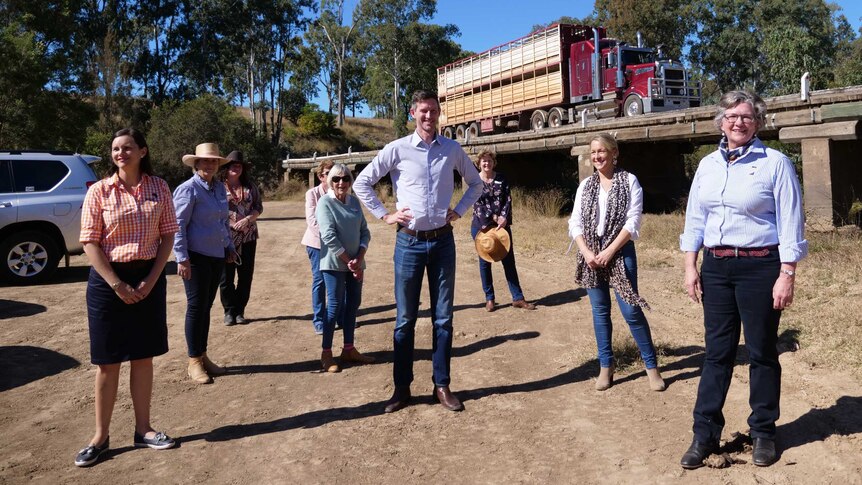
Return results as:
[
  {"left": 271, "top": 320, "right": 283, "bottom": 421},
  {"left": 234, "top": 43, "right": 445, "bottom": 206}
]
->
[
  {"left": 679, "top": 90, "right": 808, "bottom": 469},
  {"left": 174, "top": 143, "right": 238, "bottom": 385}
]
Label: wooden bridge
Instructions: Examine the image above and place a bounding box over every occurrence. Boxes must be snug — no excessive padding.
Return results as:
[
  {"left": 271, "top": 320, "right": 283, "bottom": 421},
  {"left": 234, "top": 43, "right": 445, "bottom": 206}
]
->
[{"left": 283, "top": 85, "right": 862, "bottom": 227}]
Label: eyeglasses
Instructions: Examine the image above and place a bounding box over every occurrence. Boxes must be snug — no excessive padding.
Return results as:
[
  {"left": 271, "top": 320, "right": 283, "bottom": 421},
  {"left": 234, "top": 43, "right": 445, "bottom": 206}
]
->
[
  {"left": 723, "top": 114, "right": 756, "bottom": 124},
  {"left": 321, "top": 171, "right": 330, "bottom": 177},
  {"left": 331, "top": 176, "right": 351, "bottom": 184}
]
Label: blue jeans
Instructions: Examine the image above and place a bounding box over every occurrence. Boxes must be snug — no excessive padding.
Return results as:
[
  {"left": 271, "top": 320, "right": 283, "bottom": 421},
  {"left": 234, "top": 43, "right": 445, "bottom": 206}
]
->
[
  {"left": 693, "top": 249, "right": 782, "bottom": 443},
  {"left": 584, "top": 241, "right": 657, "bottom": 369},
  {"left": 470, "top": 225, "right": 525, "bottom": 301},
  {"left": 321, "top": 270, "right": 361, "bottom": 350},
  {"left": 393, "top": 230, "right": 456, "bottom": 387},
  {"left": 183, "top": 251, "right": 224, "bottom": 357},
  {"left": 306, "top": 246, "right": 343, "bottom": 332}
]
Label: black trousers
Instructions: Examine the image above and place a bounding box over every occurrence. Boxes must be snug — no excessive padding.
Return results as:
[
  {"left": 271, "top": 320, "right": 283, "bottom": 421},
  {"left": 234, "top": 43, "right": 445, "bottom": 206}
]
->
[
  {"left": 692, "top": 249, "right": 782, "bottom": 443},
  {"left": 220, "top": 239, "right": 257, "bottom": 317},
  {"left": 183, "top": 251, "right": 224, "bottom": 357}
]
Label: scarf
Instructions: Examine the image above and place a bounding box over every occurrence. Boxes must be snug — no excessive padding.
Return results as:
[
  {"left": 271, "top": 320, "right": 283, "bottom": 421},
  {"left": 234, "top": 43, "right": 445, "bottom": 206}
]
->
[
  {"left": 575, "top": 169, "right": 650, "bottom": 310},
  {"left": 719, "top": 134, "right": 757, "bottom": 162}
]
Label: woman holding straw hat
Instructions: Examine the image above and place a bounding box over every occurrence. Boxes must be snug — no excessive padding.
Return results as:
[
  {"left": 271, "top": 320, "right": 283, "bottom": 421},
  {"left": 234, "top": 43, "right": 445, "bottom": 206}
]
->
[
  {"left": 471, "top": 149, "right": 535, "bottom": 312},
  {"left": 173, "top": 142, "right": 238, "bottom": 384},
  {"left": 568, "top": 133, "right": 664, "bottom": 392}
]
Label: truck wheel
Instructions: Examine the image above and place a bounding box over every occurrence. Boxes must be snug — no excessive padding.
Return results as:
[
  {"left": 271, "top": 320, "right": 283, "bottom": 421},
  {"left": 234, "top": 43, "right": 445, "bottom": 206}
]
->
[
  {"left": 624, "top": 96, "right": 644, "bottom": 117},
  {"left": 530, "top": 110, "right": 548, "bottom": 130},
  {"left": 548, "top": 108, "right": 565, "bottom": 128},
  {"left": 467, "top": 122, "right": 480, "bottom": 140},
  {"left": 443, "top": 126, "right": 454, "bottom": 139},
  {"left": 455, "top": 125, "right": 467, "bottom": 140},
  {"left": 1, "top": 230, "right": 61, "bottom": 285}
]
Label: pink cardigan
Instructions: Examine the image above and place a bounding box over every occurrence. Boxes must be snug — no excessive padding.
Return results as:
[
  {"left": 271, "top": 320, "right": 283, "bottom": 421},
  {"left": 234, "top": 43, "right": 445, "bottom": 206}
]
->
[{"left": 301, "top": 184, "right": 327, "bottom": 248}]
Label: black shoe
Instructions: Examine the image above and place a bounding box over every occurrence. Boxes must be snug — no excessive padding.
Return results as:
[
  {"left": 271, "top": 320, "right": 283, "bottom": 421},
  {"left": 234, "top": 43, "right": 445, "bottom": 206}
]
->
[
  {"left": 752, "top": 437, "right": 777, "bottom": 466},
  {"left": 74, "top": 436, "right": 109, "bottom": 467},
  {"left": 384, "top": 386, "right": 411, "bottom": 413},
  {"left": 224, "top": 313, "right": 236, "bottom": 326},
  {"left": 680, "top": 440, "right": 717, "bottom": 469},
  {"left": 235, "top": 314, "right": 248, "bottom": 324},
  {"left": 133, "top": 431, "right": 176, "bottom": 450}
]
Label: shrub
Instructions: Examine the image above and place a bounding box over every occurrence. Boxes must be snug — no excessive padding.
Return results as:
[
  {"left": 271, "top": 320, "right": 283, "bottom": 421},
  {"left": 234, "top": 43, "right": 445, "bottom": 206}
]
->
[{"left": 297, "top": 105, "right": 335, "bottom": 137}]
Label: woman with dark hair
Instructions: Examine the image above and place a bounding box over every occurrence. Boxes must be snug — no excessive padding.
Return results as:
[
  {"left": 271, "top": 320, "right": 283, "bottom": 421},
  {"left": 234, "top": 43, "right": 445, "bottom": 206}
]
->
[
  {"left": 471, "top": 149, "right": 535, "bottom": 312},
  {"left": 680, "top": 90, "right": 807, "bottom": 469},
  {"left": 219, "top": 151, "right": 263, "bottom": 325},
  {"left": 76, "top": 128, "right": 177, "bottom": 467},
  {"left": 174, "top": 143, "right": 237, "bottom": 385},
  {"left": 568, "top": 133, "right": 665, "bottom": 393}
]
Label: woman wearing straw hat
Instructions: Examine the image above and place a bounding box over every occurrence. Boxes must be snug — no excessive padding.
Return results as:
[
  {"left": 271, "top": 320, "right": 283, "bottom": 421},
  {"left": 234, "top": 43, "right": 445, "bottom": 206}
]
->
[
  {"left": 568, "top": 133, "right": 664, "bottom": 392},
  {"left": 471, "top": 150, "right": 535, "bottom": 312},
  {"left": 173, "top": 142, "right": 238, "bottom": 384},
  {"left": 219, "top": 150, "right": 263, "bottom": 326}
]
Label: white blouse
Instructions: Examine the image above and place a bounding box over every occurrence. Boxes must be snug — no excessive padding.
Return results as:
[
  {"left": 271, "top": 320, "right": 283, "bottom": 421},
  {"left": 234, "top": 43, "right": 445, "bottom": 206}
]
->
[{"left": 568, "top": 172, "right": 643, "bottom": 241}]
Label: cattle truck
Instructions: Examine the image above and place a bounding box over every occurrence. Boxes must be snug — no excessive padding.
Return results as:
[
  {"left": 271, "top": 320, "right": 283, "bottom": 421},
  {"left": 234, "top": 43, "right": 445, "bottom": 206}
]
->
[{"left": 437, "top": 24, "right": 700, "bottom": 140}]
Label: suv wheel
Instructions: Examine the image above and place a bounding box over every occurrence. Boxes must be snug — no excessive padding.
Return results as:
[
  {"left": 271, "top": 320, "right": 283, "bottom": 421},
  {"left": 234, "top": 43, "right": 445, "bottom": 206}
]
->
[{"left": 1, "top": 231, "right": 60, "bottom": 285}]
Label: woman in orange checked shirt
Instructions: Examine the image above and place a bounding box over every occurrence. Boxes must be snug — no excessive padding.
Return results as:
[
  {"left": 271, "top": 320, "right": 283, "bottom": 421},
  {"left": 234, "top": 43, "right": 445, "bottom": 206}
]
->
[{"left": 75, "top": 128, "right": 178, "bottom": 467}]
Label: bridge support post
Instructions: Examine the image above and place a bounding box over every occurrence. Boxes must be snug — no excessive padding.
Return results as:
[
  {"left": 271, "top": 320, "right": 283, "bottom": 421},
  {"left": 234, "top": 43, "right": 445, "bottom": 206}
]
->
[
  {"left": 283, "top": 168, "right": 292, "bottom": 184},
  {"left": 571, "top": 145, "right": 593, "bottom": 181},
  {"left": 780, "top": 120, "right": 861, "bottom": 229},
  {"left": 308, "top": 170, "right": 315, "bottom": 189}
]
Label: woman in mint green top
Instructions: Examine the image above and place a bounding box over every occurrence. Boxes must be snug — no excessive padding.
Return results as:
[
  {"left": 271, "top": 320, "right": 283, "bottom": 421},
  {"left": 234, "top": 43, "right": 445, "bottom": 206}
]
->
[{"left": 314, "top": 163, "right": 375, "bottom": 372}]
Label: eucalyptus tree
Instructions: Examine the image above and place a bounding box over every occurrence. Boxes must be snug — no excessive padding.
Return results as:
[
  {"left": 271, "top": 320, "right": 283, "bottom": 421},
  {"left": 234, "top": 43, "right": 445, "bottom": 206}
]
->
[
  {"left": 311, "top": 0, "right": 361, "bottom": 126},
  {"left": 355, "top": 0, "right": 436, "bottom": 123}
]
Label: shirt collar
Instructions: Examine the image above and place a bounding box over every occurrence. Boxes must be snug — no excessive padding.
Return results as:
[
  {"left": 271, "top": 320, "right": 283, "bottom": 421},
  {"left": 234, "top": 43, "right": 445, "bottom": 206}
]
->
[
  {"left": 193, "top": 172, "right": 214, "bottom": 190},
  {"left": 410, "top": 131, "right": 439, "bottom": 148},
  {"left": 719, "top": 135, "right": 760, "bottom": 163},
  {"left": 108, "top": 172, "right": 149, "bottom": 188}
]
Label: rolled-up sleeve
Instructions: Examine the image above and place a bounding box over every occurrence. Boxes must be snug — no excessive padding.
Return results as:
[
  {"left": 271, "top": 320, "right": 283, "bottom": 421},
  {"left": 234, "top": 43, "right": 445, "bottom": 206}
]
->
[
  {"left": 353, "top": 148, "right": 394, "bottom": 219},
  {"left": 623, "top": 174, "right": 643, "bottom": 241},
  {"left": 172, "top": 185, "right": 193, "bottom": 263},
  {"left": 680, "top": 166, "right": 707, "bottom": 252},
  {"left": 157, "top": 180, "right": 179, "bottom": 236},
  {"left": 80, "top": 184, "right": 104, "bottom": 244},
  {"left": 454, "top": 150, "right": 482, "bottom": 217},
  {"left": 568, "top": 183, "right": 585, "bottom": 239},
  {"left": 774, "top": 156, "right": 808, "bottom": 262}
]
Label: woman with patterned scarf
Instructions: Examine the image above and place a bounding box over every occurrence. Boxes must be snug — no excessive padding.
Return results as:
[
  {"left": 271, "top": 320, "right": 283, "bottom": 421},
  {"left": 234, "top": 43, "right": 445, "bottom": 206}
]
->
[
  {"left": 568, "top": 133, "right": 665, "bottom": 393},
  {"left": 679, "top": 90, "right": 807, "bottom": 470}
]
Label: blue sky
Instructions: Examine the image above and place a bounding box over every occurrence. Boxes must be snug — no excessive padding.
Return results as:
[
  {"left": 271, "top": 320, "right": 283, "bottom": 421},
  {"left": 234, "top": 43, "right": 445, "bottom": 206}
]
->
[{"left": 321, "top": 0, "right": 862, "bottom": 114}]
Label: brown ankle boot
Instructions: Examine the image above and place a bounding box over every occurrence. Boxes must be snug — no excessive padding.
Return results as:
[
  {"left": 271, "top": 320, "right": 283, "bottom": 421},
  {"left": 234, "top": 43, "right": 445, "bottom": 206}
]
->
[
  {"left": 646, "top": 367, "right": 666, "bottom": 392},
  {"left": 321, "top": 351, "right": 340, "bottom": 373},
  {"left": 201, "top": 353, "right": 226, "bottom": 376},
  {"left": 188, "top": 357, "right": 212, "bottom": 384},
  {"left": 595, "top": 364, "right": 614, "bottom": 391},
  {"left": 340, "top": 347, "right": 375, "bottom": 365}
]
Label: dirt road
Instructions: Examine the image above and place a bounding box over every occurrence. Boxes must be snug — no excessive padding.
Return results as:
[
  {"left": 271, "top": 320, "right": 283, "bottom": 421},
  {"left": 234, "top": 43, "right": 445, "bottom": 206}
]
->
[{"left": 1, "top": 200, "right": 860, "bottom": 484}]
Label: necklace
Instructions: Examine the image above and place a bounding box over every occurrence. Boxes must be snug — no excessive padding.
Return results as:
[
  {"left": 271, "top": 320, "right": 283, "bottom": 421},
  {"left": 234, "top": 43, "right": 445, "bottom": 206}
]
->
[{"left": 228, "top": 183, "right": 244, "bottom": 202}]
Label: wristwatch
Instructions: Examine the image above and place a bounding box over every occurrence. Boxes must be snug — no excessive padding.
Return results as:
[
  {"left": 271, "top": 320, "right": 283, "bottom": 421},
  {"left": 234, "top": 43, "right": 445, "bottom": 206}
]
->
[{"left": 780, "top": 269, "right": 796, "bottom": 277}]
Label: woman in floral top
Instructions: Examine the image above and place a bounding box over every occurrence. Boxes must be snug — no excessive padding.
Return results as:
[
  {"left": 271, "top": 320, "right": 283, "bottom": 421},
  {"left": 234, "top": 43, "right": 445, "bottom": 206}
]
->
[
  {"left": 219, "top": 150, "right": 263, "bottom": 325},
  {"left": 471, "top": 150, "right": 536, "bottom": 312}
]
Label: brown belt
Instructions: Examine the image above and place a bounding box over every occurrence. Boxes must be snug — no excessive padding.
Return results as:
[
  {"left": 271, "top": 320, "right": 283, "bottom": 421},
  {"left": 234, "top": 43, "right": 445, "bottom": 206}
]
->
[
  {"left": 397, "top": 224, "right": 453, "bottom": 240},
  {"left": 706, "top": 246, "right": 777, "bottom": 258}
]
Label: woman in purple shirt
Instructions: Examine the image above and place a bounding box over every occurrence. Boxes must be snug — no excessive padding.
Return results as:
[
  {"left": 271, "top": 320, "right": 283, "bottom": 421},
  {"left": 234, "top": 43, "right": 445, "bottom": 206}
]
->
[
  {"left": 679, "top": 91, "right": 807, "bottom": 469},
  {"left": 173, "top": 143, "right": 237, "bottom": 385}
]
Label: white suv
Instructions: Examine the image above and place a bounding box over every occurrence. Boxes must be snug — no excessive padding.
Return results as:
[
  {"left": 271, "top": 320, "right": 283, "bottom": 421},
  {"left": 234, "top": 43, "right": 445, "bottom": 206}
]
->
[{"left": 0, "top": 151, "right": 99, "bottom": 284}]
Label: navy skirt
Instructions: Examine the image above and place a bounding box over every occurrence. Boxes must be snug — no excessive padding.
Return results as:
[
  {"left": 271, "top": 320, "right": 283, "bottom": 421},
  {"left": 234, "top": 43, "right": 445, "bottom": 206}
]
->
[{"left": 86, "top": 260, "right": 168, "bottom": 365}]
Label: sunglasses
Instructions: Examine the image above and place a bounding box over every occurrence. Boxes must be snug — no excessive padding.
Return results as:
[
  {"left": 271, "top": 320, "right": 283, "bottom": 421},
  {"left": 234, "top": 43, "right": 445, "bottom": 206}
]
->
[{"left": 331, "top": 176, "right": 351, "bottom": 184}]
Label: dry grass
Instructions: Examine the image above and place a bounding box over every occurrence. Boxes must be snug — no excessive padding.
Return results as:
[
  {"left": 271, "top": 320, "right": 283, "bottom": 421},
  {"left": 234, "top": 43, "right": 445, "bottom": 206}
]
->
[{"left": 506, "top": 191, "right": 862, "bottom": 376}]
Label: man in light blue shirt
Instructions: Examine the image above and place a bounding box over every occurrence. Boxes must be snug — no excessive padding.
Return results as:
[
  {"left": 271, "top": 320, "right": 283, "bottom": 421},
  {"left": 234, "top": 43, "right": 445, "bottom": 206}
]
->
[{"left": 353, "top": 89, "right": 482, "bottom": 413}]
